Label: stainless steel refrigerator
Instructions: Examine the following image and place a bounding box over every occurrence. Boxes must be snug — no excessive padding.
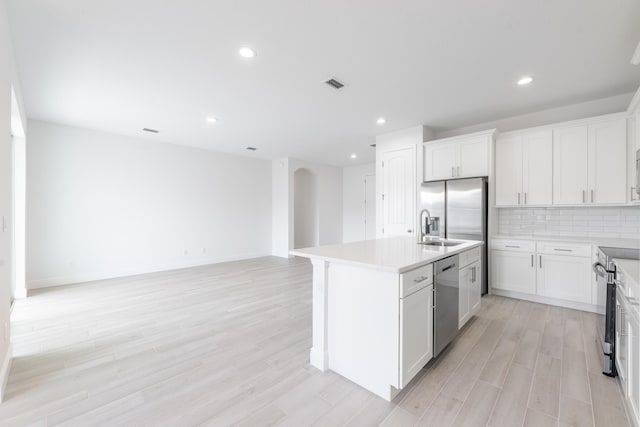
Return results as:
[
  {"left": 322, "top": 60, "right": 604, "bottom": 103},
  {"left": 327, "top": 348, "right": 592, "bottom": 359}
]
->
[{"left": 420, "top": 177, "right": 488, "bottom": 294}]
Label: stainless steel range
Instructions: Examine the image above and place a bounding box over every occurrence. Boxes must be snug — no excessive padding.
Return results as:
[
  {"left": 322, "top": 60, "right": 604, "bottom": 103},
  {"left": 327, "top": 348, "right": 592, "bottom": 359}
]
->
[{"left": 593, "top": 246, "right": 640, "bottom": 376}]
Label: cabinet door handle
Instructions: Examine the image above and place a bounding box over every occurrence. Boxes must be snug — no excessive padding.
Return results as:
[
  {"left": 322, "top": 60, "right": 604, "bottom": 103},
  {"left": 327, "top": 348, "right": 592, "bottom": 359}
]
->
[
  {"left": 554, "top": 248, "right": 573, "bottom": 252},
  {"left": 582, "top": 190, "right": 586, "bottom": 203},
  {"left": 524, "top": 192, "right": 527, "bottom": 205},
  {"left": 505, "top": 245, "right": 520, "bottom": 248},
  {"left": 407, "top": 229, "right": 413, "bottom": 233},
  {"left": 591, "top": 189, "right": 594, "bottom": 203},
  {"left": 531, "top": 254, "right": 534, "bottom": 267},
  {"left": 451, "top": 167, "right": 454, "bottom": 178},
  {"left": 539, "top": 255, "right": 542, "bottom": 269},
  {"left": 413, "top": 276, "right": 430, "bottom": 283}
]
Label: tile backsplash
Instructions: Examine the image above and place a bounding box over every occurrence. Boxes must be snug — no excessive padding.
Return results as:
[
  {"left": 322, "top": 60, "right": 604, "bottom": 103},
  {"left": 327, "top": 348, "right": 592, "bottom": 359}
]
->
[{"left": 497, "top": 207, "right": 640, "bottom": 240}]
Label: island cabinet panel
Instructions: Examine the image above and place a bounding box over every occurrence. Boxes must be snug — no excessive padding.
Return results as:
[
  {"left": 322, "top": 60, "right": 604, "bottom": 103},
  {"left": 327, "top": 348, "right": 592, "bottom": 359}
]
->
[
  {"left": 469, "top": 261, "right": 481, "bottom": 315},
  {"left": 400, "top": 284, "right": 433, "bottom": 388},
  {"left": 459, "top": 248, "right": 482, "bottom": 329},
  {"left": 326, "top": 263, "right": 402, "bottom": 400}
]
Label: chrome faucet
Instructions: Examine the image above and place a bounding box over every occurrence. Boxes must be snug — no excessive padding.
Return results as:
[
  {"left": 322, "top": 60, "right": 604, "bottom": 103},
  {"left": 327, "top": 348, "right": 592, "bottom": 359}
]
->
[{"left": 419, "top": 209, "right": 432, "bottom": 242}]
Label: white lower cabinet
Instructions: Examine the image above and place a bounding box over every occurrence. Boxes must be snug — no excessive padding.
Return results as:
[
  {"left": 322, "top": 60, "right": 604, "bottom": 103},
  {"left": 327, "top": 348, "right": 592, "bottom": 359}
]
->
[
  {"left": 628, "top": 308, "right": 639, "bottom": 425},
  {"left": 490, "top": 250, "right": 536, "bottom": 295},
  {"left": 459, "top": 257, "right": 481, "bottom": 329},
  {"left": 400, "top": 284, "right": 433, "bottom": 388},
  {"left": 469, "top": 261, "right": 481, "bottom": 315},
  {"left": 616, "top": 289, "right": 640, "bottom": 426},
  {"left": 536, "top": 254, "right": 592, "bottom": 304},
  {"left": 459, "top": 265, "right": 470, "bottom": 328},
  {"left": 491, "top": 239, "right": 594, "bottom": 308}
]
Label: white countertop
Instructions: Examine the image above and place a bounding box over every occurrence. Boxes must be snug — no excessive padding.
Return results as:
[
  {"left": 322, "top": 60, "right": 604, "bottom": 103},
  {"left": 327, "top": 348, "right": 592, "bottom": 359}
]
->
[
  {"left": 615, "top": 259, "right": 639, "bottom": 287},
  {"left": 492, "top": 234, "right": 640, "bottom": 250},
  {"left": 290, "top": 237, "right": 483, "bottom": 273}
]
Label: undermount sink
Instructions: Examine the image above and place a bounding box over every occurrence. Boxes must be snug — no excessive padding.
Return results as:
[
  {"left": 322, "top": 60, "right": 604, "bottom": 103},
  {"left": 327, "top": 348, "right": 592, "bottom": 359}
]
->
[{"left": 417, "top": 240, "right": 462, "bottom": 247}]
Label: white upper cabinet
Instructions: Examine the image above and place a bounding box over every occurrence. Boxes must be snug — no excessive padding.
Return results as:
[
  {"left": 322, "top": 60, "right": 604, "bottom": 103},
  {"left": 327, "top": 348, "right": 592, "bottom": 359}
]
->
[
  {"left": 523, "top": 132, "right": 553, "bottom": 205},
  {"left": 553, "top": 118, "right": 627, "bottom": 205},
  {"left": 495, "top": 135, "right": 523, "bottom": 206},
  {"left": 458, "top": 136, "right": 490, "bottom": 178},
  {"left": 424, "top": 133, "right": 491, "bottom": 181},
  {"left": 424, "top": 143, "right": 457, "bottom": 181},
  {"left": 381, "top": 147, "right": 416, "bottom": 237},
  {"left": 588, "top": 119, "right": 627, "bottom": 204},
  {"left": 553, "top": 126, "right": 589, "bottom": 205},
  {"left": 495, "top": 131, "right": 552, "bottom": 206}
]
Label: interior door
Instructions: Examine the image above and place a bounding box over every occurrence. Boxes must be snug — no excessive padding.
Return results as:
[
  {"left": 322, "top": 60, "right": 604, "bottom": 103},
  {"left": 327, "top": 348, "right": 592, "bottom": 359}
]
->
[
  {"left": 495, "top": 135, "right": 523, "bottom": 206},
  {"left": 382, "top": 148, "right": 415, "bottom": 237},
  {"left": 523, "top": 131, "right": 553, "bottom": 205},
  {"left": 553, "top": 126, "right": 589, "bottom": 205},
  {"left": 364, "top": 174, "right": 376, "bottom": 240},
  {"left": 588, "top": 119, "right": 627, "bottom": 204}
]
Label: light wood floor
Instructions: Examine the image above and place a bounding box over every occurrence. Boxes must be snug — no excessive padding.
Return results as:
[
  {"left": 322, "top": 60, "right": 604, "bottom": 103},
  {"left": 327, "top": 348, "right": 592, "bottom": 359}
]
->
[{"left": 1, "top": 256, "right": 630, "bottom": 427}]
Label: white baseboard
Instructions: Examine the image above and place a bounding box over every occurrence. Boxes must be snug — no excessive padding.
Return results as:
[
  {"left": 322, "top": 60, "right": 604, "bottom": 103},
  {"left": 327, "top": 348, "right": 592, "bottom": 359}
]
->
[
  {"left": 0, "top": 344, "right": 13, "bottom": 404},
  {"left": 491, "top": 289, "right": 604, "bottom": 314},
  {"left": 27, "top": 252, "right": 271, "bottom": 289}
]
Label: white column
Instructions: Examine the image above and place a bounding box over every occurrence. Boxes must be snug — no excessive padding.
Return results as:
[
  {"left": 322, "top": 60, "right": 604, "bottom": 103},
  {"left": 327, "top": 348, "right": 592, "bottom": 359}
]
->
[{"left": 309, "top": 259, "right": 329, "bottom": 371}]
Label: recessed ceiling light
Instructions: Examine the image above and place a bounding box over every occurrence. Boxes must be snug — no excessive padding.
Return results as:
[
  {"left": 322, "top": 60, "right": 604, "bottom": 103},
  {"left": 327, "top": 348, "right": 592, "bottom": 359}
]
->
[
  {"left": 517, "top": 76, "right": 533, "bottom": 86},
  {"left": 376, "top": 117, "right": 386, "bottom": 125},
  {"left": 206, "top": 116, "right": 217, "bottom": 124},
  {"left": 238, "top": 47, "right": 256, "bottom": 59},
  {"left": 350, "top": 153, "right": 357, "bottom": 159}
]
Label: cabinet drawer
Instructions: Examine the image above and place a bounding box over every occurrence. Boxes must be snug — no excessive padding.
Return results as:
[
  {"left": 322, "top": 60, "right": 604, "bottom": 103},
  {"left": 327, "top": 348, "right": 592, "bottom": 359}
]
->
[
  {"left": 459, "top": 246, "right": 481, "bottom": 268},
  {"left": 401, "top": 263, "right": 434, "bottom": 298},
  {"left": 536, "top": 241, "right": 591, "bottom": 257},
  {"left": 491, "top": 239, "right": 535, "bottom": 252}
]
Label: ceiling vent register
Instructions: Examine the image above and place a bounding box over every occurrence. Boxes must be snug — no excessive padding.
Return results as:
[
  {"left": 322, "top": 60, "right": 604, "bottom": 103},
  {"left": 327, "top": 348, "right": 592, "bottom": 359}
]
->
[{"left": 324, "top": 78, "right": 345, "bottom": 89}]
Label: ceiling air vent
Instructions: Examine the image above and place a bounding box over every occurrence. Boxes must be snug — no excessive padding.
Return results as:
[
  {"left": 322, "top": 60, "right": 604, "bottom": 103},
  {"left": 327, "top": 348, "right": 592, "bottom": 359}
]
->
[
  {"left": 246, "top": 147, "right": 257, "bottom": 151},
  {"left": 324, "top": 78, "right": 345, "bottom": 90},
  {"left": 142, "top": 128, "right": 159, "bottom": 134}
]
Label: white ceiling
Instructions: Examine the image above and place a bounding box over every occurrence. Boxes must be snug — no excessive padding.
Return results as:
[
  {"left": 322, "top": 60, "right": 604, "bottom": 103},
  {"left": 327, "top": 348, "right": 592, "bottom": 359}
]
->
[{"left": 7, "top": 0, "right": 640, "bottom": 166}]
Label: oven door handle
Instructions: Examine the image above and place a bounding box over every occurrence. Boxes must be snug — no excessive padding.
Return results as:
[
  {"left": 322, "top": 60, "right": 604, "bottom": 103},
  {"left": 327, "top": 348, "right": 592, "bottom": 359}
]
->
[{"left": 592, "top": 262, "right": 608, "bottom": 278}]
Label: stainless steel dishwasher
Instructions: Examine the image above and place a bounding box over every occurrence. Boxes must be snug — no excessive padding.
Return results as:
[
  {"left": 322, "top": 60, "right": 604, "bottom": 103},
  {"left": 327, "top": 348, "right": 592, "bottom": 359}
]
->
[{"left": 434, "top": 255, "right": 459, "bottom": 356}]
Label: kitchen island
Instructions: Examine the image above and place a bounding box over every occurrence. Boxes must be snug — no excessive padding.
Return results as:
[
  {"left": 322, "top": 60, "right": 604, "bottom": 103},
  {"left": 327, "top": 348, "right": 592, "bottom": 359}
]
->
[{"left": 291, "top": 236, "right": 483, "bottom": 401}]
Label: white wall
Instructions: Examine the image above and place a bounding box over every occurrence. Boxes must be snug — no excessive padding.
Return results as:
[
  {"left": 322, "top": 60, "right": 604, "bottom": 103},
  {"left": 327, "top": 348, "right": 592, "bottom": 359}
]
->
[
  {"left": 26, "top": 121, "right": 272, "bottom": 289},
  {"left": 342, "top": 163, "right": 375, "bottom": 242},
  {"left": 435, "top": 93, "right": 634, "bottom": 139},
  {"left": 271, "top": 158, "right": 342, "bottom": 257},
  {"left": 0, "top": 0, "right": 27, "bottom": 400}
]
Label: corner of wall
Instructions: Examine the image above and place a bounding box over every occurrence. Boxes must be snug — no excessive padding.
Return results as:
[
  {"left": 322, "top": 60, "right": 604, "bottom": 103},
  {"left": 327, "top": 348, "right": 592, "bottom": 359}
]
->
[{"left": 0, "top": 343, "right": 12, "bottom": 403}]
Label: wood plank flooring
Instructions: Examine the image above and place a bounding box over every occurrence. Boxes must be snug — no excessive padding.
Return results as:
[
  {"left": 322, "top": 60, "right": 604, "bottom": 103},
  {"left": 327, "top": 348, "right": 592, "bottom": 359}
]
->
[{"left": 1, "top": 256, "right": 631, "bottom": 426}]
